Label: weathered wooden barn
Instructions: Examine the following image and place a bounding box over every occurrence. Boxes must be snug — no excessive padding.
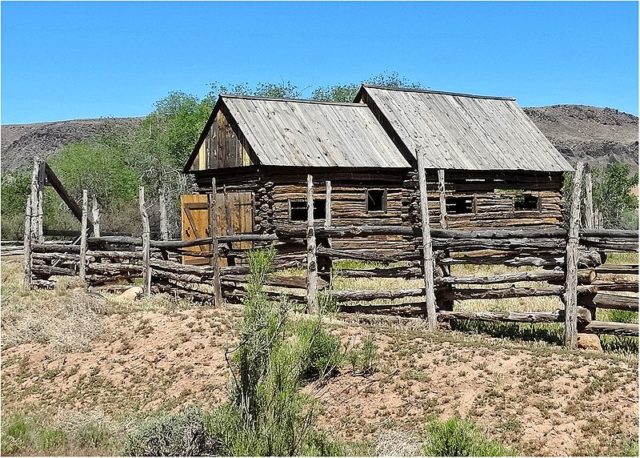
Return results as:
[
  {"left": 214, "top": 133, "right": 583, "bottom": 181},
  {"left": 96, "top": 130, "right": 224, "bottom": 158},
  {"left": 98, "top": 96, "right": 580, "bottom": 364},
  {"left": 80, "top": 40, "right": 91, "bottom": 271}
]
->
[{"left": 181, "top": 86, "right": 572, "bottom": 261}]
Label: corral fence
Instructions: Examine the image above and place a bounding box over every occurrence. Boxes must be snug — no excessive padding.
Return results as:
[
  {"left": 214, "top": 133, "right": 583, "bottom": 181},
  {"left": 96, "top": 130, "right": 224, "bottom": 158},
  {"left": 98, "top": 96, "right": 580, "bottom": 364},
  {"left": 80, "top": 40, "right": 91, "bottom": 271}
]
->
[{"left": 19, "top": 160, "right": 639, "bottom": 348}]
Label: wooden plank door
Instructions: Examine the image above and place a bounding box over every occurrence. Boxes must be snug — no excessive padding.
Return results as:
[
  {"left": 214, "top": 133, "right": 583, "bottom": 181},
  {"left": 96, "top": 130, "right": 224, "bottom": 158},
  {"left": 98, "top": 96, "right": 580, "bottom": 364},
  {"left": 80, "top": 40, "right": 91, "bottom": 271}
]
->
[{"left": 181, "top": 192, "right": 254, "bottom": 266}]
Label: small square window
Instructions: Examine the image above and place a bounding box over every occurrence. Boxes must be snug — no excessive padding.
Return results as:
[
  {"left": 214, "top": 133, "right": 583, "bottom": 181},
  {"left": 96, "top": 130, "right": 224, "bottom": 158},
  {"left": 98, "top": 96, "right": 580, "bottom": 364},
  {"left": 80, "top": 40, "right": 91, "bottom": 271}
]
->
[
  {"left": 446, "top": 196, "right": 474, "bottom": 214},
  {"left": 289, "top": 200, "right": 326, "bottom": 221},
  {"left": 367, "top": 189, "right": 387, "bottom": 212},
  {"left": 514, "top": 193, "right": 539, "bottom": 211}
]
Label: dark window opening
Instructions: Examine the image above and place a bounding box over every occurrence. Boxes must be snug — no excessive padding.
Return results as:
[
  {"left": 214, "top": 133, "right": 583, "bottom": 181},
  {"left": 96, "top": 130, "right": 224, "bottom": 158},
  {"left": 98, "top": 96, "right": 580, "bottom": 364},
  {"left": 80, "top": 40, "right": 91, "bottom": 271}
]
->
[
  {"left": 289, "top": 200, "right": 326, "bottom": 221},
  {"left": 514, "top": 193, "right": 539, "bottom": 211},
  {"left": 367, "top": 189, "right": 387, "bottom": 212},
  {"left": 446, "top": 196, "right": 474, "bottom": 214}
]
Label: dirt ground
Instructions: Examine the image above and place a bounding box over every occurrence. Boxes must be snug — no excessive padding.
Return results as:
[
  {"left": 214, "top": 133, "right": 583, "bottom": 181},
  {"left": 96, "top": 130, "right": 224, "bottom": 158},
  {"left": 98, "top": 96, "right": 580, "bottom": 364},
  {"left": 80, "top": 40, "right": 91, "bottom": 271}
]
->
[{"left": 2, "top": 288, "right": 638, "bottom": 456}]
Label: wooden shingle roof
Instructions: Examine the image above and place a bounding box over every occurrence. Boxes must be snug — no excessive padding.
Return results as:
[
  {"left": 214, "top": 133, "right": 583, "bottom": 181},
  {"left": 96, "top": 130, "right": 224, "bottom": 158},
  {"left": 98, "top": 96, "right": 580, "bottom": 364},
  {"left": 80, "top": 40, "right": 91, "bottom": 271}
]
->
[
  {"left": 357, "top": 85, "right": 573, "bottom": 172},
  {"left": 221, "top": 95, "right": 409, "bottom": 168}
]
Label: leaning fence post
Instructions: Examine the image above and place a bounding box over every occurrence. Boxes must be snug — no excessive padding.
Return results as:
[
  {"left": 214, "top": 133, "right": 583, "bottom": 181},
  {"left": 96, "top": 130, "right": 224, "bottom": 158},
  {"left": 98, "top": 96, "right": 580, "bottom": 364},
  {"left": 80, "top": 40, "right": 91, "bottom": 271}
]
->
[
  {"left": 583, "top": 172, "right": 594, "bottom": 230},
  {"left": 159, "top": 187, "right": 169, "bottom": 241},
  {"left": 139, "top": 187, "right": 151, "bottom": 297},
  {"left": 23, "top": 195, "right": 33, "bottom": 290},
  {"left": 417, "top": 148, "right": 438, "bottom": 330},
  {"left": 30, "top": 158, "right": 44, "bottom": 242},
  {"left": 564, "top": 162, "right": 585, "bottom": 349},
  {"left": 79, "top": 190, "right": 88, "bottom": 282},
  {"left": 91, "top": 195, "right": 101, "bottom": 237},
  {"left": 306, "top": 174, "right": 318, "bottom": 313},
  {"left": 209, "top": 178, "right": 223, "bottom": 307}
]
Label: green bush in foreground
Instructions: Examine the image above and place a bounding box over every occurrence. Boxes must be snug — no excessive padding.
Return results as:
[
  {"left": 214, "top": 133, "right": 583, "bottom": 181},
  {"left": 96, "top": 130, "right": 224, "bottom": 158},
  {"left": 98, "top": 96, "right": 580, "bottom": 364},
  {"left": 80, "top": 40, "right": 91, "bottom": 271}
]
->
[
  {"left": 422, "top": 417, "right": 515, "bottom": 457},
  {"left": 294, "top": 318, "right": 343, "bottom": 379}
]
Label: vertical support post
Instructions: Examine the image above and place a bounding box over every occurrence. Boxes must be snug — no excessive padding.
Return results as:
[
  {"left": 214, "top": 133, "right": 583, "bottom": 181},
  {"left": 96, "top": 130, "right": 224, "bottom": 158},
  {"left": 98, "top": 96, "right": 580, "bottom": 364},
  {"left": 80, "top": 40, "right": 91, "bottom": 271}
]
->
[
  {"left": 209, "top": 178, "right": 223, "bottom": 307},
  {"left": 91, "top": 195, "right": 101, "bottom": 237},
  {"left": 417, "top": 149, "right": 438, "bottom": 330},
  {"left": 564, "top": 162, "right": 585, "bottom": 349},
  {"left": 139, "top": 187, "right": 151, "bottom": 297},
  {"left": 324, "top": 180, "right": 332, "bottom": 229},
  {"left": 583, "top": 172, "right": 594, "bottom": 230},
  {"left": 223, "top": 185, "right": 232, "bottom": 236},
  {"left": 23, "top": 195, "right": 33, "bottom": 290},
  {"left": 437, "top": 169, "right": 448, "bottom": 229},
  {"left": 79, "top": 190, "right": 88, "bottom": 282},
  {"left": 306, "top": 174, "right": 318, "bottom": 313},
  {"left": 159, "top": 187, "right": 169, "bottom": 241},
  {"left": 30, "top": 158, "right": 44, "bottom": 242}
]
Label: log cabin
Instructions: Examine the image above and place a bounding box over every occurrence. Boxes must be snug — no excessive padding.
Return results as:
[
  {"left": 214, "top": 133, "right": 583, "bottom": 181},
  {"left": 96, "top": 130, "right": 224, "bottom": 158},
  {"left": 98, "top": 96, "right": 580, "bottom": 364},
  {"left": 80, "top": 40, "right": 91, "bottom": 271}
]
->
[{"left": 181, "top": 86, "right": 572, "bottom": 263}]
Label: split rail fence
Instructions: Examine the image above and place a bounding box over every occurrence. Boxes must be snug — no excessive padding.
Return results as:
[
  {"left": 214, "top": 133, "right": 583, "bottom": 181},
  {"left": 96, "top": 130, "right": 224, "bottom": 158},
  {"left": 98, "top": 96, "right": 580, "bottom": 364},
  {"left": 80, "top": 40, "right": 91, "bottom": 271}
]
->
[{"left": 20, "top": 160, "right": 639, "bottom": 348}]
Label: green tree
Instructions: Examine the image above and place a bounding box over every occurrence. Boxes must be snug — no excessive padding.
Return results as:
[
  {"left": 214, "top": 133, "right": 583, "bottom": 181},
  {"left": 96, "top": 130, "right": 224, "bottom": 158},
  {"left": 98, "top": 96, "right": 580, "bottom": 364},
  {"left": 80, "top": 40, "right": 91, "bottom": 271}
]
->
[
  {"left": 591, "top": 163, "right": 638, "bottom": 229},
  {"left": 312, "top": 71, "right": 423, "bottom": 102}
]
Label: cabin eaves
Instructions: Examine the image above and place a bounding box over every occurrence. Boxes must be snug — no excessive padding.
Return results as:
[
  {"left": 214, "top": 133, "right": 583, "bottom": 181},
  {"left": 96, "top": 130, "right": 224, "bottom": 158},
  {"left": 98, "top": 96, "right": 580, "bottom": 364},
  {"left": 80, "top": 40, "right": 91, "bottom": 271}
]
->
[{"left": 355, "top": 85, "right": 573, "bottom": 173}]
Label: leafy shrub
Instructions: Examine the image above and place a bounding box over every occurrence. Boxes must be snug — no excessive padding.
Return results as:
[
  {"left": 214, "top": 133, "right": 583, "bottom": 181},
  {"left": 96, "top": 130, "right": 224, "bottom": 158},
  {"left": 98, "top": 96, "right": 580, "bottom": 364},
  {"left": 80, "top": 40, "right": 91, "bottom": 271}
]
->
[
  {"left": 422, "top": 417, "right": 514, "bottom": 457},
  {"left": 72, "top": 421, "right": 114, "bottom": 450},
  {"left": 1, "top": 414, "right": 30, "bottom": 454},
  {"left": 125, "top": 406, "right": 219, "bottom": 456},
  {"left": 37, "top": 426, "right": 67, "bottom": 451},
  {"left": 347, "top": 335, "right": 379, "bottom": 374},
  {"left": 295, "top": 319, "right": 343, "bottom": 379}
]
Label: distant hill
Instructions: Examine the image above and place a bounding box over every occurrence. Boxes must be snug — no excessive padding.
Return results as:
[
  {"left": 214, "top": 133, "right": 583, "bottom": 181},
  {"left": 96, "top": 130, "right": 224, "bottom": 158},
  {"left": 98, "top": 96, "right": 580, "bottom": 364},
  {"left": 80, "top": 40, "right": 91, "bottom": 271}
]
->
[
  {"left": 1, "top": 105, "right": 637, "bottom": 173},
  {"left": 523, "top": 105, "right": 638, "bottom": 168},
  {"left": 1, "top": 117, "right": 142, "bottom": 172}
]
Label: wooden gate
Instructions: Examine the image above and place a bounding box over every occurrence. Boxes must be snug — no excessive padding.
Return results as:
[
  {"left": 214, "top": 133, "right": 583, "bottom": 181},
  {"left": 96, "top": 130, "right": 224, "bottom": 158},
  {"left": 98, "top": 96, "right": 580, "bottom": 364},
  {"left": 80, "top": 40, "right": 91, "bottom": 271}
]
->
[{"left": 181, "top": 191, "right": 253, "bottom": 266}]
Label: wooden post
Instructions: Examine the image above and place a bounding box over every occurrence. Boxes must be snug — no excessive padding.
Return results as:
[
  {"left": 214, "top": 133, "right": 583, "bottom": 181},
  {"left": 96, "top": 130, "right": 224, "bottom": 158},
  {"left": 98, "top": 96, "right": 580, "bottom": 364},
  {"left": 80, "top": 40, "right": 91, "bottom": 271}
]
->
[
  {"left": 79, "top": 190, "right": 88, "bottom": 282},
  {"left": 564, "top": 162, "right": 585, "bottom": 349},
  {"left": 23, "top": 195, "right": 32, "bottom": 290},
  {"left": 325, "top": 180, "right": 332, "bottom": 229},
  {"left": 583, "top": 172, "right": 594, "bottom": 230},
  {"left": 437, "top": 169, "right": 448, "bottom": 229},
  {"left": 306, "top": 174, "right": 318, "bottom": 312},
  {"left": 417, "top": 149, "right": 438, "bottom": 330},
  {"left": 159, "top": 187, "right": 169, "bottom": 241},
  {"left": 30, "top": 158, "right": 44, "bottom": 242},
  {"left": 209, "top": 178, "right": 223, "bottom": 307},
  {"left": 91, "top": 195, "right": 101, "bottom": 237},
  {"left": 139, "top": 187, "right": 151, "bottom": 297}
]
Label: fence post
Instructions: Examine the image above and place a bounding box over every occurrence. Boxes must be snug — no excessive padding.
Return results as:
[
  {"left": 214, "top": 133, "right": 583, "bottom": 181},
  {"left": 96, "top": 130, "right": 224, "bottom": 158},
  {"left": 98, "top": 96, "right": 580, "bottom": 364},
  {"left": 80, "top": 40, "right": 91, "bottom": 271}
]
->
[
  {"left": 417, "top": 148, "right": 438, "bottom": 330},
  {"left": 159, "top": 187, "right": 169, "bottom": 241},
  {"left": 437, "top": 169, "right": 448, "bottom": 229},
  {"left": 79, "top": 190, "right": 88, "bottom": 282},
  {"left": 583, "top": 172, "right": 594, "bottom": 229},
  {"left": 564, "top": 162, "right": 585, "bottom": 349},
  {"left": 306, "top": 174, "right": 318, "bottom": 313},
  {"left": 23, "top": 195, "right": 32, "bottom": 290},
  {"left": 139, "top": 187, "right": 151, "bottom": 297},
  {"left": 325, "top": 180, "right": 332, "bottom": 229},
  {"left": 209, "top": 178, "right": 223, "bottom": 307},
  {"left": 92, "top": 195, "right": 101, "bottom": 237},
  {"left": 30, "top": 158, "right": 44, "bottom": 243}
]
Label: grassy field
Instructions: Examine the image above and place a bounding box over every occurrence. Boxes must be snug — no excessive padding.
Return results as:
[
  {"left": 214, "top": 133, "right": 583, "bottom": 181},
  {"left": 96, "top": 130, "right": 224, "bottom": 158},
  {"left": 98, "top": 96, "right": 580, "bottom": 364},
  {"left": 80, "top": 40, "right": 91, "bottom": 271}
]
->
[{"left": 1, "top": 252, "right": 638, "bottom": 456}]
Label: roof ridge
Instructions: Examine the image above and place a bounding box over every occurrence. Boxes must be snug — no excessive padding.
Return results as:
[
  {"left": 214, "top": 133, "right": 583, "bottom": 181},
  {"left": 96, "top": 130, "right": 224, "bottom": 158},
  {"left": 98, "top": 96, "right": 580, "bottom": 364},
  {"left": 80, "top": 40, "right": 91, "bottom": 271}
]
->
[
  {"left": 362, "top": 84, "right": 516, "bottom": 101},
  {"left": 220, "top": 93, "right": 365, "bottom": 107}
]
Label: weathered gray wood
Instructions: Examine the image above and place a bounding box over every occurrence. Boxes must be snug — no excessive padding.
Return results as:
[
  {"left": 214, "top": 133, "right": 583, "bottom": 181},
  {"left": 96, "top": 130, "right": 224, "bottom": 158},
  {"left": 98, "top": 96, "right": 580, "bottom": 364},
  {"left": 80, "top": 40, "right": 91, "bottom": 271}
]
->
[
  {"left": 417, "top": 148, "right": 437, "bottom": 330},
  {"left": 139, "top": 187, "right": 151, "bottom": 297},
  {"left": 564, "top": 162, "right": 585, "bottom": 349},
  {"left": 580, "top": 229, "right": 638, "bottom": 238},
  {"left": 159, "top": 187, "right": 169, "bottom": 241},
  {"left": 325, "top": 180, "right": 332, "bottom": 229},
  {"left": 583, "top": 321, "right": 638, "bottom": 336},
  {"left": 306, "top": 174, "right": 318, "bottom": 312},
  {"left": 578, "top": 292, "right": 640, "bottom": 311},
  {"left": 79, "top": 190, "right": 89, "bottom": 282},
  {"left": 91, "top": 195, "right": 101, "bottom": 237},
  {"left": 438, "top": 308, "right": 591, "bottom": 325},
  {"left": 209, "top": 177, "right": 223, "bottom": 307},
  {"left": 436, "top": 270, "right": 594, "bottom": 285},
  {"left": 23, "top": 195, "right": 32, "bottom": 290},
  {"left": 437, "top": 169, "right": 447, "bottom": 229},
  {"left": 88, "top": 233, "right": 278, "bottom": 248},
  {"left": 594, "top": 264, "right": 638, "bottom": 275},
  {"left": 583, "top": 172, "right": 594, "bottom": 229}
]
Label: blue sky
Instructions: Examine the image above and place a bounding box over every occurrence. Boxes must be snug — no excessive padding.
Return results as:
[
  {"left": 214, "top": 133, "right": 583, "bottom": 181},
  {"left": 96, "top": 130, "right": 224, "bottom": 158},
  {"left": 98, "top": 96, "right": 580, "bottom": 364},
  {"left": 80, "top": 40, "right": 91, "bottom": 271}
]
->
[{"left": 2, "top": 1, "right": 638, "bottom": 124}]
